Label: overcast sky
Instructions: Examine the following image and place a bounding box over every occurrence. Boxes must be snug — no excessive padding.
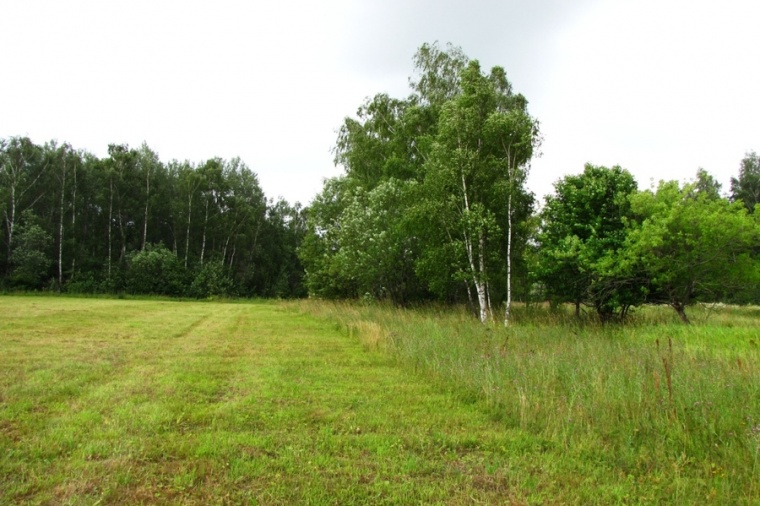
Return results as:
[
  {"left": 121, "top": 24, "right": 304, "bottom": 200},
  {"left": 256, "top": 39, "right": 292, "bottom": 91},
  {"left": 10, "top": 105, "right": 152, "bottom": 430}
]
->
[{"left": 2, "top": 0, "right": 759, "bottom": 205}]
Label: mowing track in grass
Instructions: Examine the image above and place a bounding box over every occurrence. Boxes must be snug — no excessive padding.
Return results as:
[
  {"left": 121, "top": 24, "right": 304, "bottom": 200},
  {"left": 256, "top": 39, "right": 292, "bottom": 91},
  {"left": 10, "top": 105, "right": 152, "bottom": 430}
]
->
[{"left": 0, "top": 297, "right": 539, "bottom": 505}]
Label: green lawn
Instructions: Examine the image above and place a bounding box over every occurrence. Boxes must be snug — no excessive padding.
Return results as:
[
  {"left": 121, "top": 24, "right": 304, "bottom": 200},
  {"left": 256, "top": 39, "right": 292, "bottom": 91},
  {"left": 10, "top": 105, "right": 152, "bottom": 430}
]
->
[
  {"left": 1, "top": 296, "right": 758, "bottom": 504},
  {"left": 0, "top": 297, "right": 533, "bottom": 505}
]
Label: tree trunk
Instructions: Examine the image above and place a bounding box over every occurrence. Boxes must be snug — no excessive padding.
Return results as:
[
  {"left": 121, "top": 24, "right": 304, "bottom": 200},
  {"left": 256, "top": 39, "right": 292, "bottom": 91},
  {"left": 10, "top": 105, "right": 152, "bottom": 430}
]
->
[
  {"left": 200, "top": 199, "right": 209, "bottom": 266},
  {"left": 673, "top": 302, "right": 690, "bottom": 324},
  {"left": 461, "top": 172, "right": 489, "bottom": 323},
  {"left": 107, "top": 177, "right": 113, "bottom": 277},
  {"left": 70, "top": 162, "right": 77, "bottom": 274},
  {"left": 5, "top": 183, "right": 16, "bottom": 275},
  {"left": 486, "top": 280, "right": 493, "bottom": 321},
  {"left": 118, "top": 208, "right": 126, "bottom": 263},
  {"left": 475, "top": 277, "right": 488, "bottom": 323},
  {"left": 184, "top": 193, "right": 193, "bottom": 268},
  {"left": 478, "top": 232, "right": 488, "bottom": 322},
  {"left": 222, "top": 234, "right": 231, "bottom": 265},
  {"left": 504, "top": 192, "right": 513, "bottom": 326},
  {"left": 142, "top": 163, "right": 151, "bottom": 250},
  {"left": 57, "top": 157, "right": 66, "bottom": 291}
]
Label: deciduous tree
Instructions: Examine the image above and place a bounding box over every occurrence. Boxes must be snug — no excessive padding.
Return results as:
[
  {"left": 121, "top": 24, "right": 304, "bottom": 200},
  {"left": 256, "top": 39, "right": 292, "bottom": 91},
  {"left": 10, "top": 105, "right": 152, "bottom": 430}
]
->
[
  {"left": 625, "top": 181, "right": 758, "bottom": 322},
  {"left": 536, "top": 164, "right": 640, "bottom": 321},
  {"left": 731, "top": 151, "right": 760, "bottom": 213}
]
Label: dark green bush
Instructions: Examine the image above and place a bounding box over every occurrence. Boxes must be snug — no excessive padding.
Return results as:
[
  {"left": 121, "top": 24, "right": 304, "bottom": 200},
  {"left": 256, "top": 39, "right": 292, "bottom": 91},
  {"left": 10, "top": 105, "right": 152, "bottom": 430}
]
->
[
  {"left": 125, "top": 244, "right": 187, "bottom": 296},
  {"left": 190, "top": 260, "right": 234, "bottom": 298},
  {"left": 11, "top": 213, "right": 52, "bottom": 290}
]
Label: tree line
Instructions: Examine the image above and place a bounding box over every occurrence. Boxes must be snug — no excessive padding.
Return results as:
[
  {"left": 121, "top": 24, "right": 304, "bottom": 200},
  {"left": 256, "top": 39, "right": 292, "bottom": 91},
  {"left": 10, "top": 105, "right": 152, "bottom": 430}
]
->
[
  {"left": 1, "top": 138, "right": 306, "bottom": 298},
  {"left": 298, "top": 43, "right": 760, "bottom": 323},
  {"left": 4, "top": 42, "right": 759, "bottom": 322}
]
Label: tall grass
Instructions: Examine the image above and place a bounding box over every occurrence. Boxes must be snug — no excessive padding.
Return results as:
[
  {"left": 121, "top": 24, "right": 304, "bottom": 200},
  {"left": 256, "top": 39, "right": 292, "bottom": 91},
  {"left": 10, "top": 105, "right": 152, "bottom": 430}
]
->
[{"left": 294, "top": 300, "right": 760, "bottom": 503}]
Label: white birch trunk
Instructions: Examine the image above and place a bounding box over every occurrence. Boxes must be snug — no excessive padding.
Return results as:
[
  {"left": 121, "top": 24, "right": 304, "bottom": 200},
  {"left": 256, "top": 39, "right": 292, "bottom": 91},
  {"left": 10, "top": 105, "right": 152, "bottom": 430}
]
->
[
  {"left": 142, "top": 163, "right": 151, "bottom": 250},
  {"left": 478, "top": 230, "right": 489, "bottom": 323},
  {"left": 58, "top": 158, "right": 66, "bottom": 290},
  {"left": 107, "top": 177, "right": 113, "bottom": 277},
  {"left": 461, "top": 172, "right": 489, "bottom": 323},
  {"left": 184, "top": 193, "right": 193, "bottom": 268},
  {"left": 504, "top": 191, "right": 513, "bottom": 326},
  {"left": 70, "top": 162, "right": 77, "bottom": 274},
  {"left": 200, "top": 199, "right": 209, "bottom": 266},
  {"left": 6, "top": 183, "right": 16, "bottom": 268},
  {"left": 475, "top": 277, "right": 488, "bottom": 323}
]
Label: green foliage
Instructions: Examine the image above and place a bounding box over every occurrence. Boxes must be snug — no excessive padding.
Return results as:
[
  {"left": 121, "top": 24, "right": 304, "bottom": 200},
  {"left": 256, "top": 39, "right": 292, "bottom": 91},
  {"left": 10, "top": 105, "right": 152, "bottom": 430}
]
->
[
  {"left": 333, "top": 94, "right": 421, "bottom": 186},
  {"left": 536, "top": 164, "right": 640, "bottom": 320},
  {"left": 307, "top": 44, "right": 540, "bottom": 319},
  {"left": 420, "top": 59, "right": 538, "bottom": 320},
  {"left": 0, "top": 136, "right": 306, "bottom": 298},
  {"left": 63, "top": 271, "right": 102, "bottom": 294},
  {"left": 334, "top": 179, "right": 424, "bottom": 302},
  {"left": 694, "top": 167, "right": 723, "bottom": 200},
  {"left": 242, "top": 199, "right": 307, "bottom": 298},
  {"left": 409, "top": 41, "right": 470, "bottom": 107},
  {"left": 1, "top": 55, "right": 757, "bottom": 315},
  {"left": 299, "top": 177, "right": 358, "bottom": 299},
  {"left": 625, "top": 180, "right": 759, "bottom": 321},
  {"left": 190, "top": 260, "right": 234, "bottom": 298},
  {"left": 731, "top": 151, "right": 760, "bottom": 212},
  {"left": 125, "top": 243, "right": 187, "bottom": 296},
  {"left": 1, "top": 137, "right": 47, "bottom": 278},
  {"left": 10, "top": 211, "right": 52, "bottom": 289}
]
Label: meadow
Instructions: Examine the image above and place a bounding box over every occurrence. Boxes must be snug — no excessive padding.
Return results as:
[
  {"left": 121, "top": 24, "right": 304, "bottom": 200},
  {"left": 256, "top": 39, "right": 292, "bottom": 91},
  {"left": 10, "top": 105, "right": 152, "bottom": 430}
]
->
[{"left": 1, "top": 296, "right": 758, "bottom": 504}]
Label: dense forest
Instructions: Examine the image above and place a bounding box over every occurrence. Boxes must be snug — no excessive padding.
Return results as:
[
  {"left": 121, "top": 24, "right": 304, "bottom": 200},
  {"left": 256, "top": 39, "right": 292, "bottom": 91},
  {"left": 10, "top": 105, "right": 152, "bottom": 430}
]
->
[
  {"left": 2, "top": 43, "right": 759, "bottom": 322},
  {"left": 0, "top": 138, "right": 306, "bottom": 298}
]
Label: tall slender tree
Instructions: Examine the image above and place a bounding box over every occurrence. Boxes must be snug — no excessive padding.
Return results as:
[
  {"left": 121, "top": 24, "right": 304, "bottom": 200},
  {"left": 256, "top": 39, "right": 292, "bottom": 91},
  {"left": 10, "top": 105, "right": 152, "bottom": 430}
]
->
[
  {"left": 1, "top": 137, "right": 48, "bottom": 276},
  {"left": 731, "top": 151, "right": 760, "bottom": 213}
]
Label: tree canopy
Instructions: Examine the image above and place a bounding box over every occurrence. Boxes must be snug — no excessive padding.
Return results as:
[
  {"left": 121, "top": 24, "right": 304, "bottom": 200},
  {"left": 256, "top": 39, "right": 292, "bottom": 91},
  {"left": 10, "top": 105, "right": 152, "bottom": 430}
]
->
[
  {"left": 0, "top": 138, "right": 306, "bottom": 297},
  {"left": 300, "top": 43, "right": 541, "bottom": 321},
  {"left": 535, "top": 164, "right": 640, "bottom": 321}
]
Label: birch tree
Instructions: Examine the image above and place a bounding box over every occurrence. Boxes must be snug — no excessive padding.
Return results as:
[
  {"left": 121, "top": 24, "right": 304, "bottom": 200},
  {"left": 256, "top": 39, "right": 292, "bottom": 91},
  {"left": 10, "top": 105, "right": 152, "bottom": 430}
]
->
[
  {"left": 485, "top": 105, "right": 539, "bottom": 325},
  {"left": 0, "top": 137, "right": 47, "bottom": 276},
  {"left": 50, "top": 142, "right": 79, "bottom": 290},
  {"left": 421, "top": 61, "right": 539, "bottom": 322},
  {"left": 136, "top": 143, "right": 161, "bottom": 251}
]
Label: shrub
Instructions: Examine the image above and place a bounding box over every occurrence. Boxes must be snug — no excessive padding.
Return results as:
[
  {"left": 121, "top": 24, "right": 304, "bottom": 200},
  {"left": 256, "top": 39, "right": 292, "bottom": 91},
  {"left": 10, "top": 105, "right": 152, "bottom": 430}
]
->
[
  {"left": 190, "top": 260, "right": 234, "bottom": 298},
  {"left": 11, "top": 213, "right": 52, "bottom": 290},
  {"left": 125, "top": 243, "right": 187, "bottom": 296}
]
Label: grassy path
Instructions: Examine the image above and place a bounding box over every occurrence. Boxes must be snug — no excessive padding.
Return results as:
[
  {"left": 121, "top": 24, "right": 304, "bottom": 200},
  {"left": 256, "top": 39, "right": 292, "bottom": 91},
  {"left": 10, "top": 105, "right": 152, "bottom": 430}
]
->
[{"left": 2, "top": 297, "right": 544, "bottom": 505}]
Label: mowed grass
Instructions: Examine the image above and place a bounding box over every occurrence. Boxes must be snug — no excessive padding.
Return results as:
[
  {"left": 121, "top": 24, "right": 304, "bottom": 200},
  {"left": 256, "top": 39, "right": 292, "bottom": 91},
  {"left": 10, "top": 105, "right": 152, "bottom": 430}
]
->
[
  {"left": 2, "top": 296, "right": 557, "bottom": 505},
  {"left": 2, "top": 297, "right": 758, "bottom": 505}
]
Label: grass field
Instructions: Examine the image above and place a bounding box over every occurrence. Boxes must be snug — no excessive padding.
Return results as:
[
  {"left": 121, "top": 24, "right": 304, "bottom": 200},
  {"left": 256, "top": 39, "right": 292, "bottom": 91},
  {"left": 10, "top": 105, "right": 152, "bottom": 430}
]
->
[{"left": 1, "top": 296, "right": 759, "bottom": 504}]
